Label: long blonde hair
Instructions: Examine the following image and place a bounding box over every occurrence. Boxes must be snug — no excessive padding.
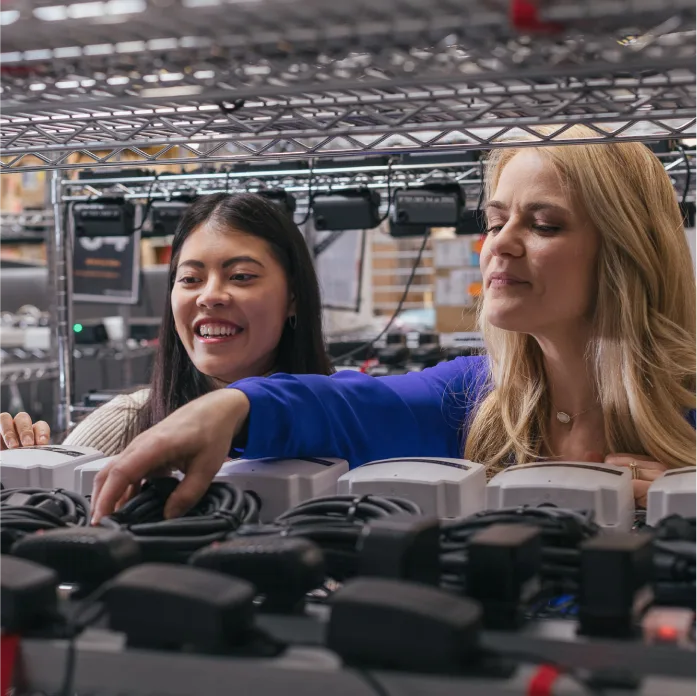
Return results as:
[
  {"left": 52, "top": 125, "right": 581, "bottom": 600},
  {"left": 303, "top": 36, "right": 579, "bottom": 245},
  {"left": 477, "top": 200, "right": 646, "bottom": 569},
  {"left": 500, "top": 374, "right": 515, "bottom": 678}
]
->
[{"left": 464, "top": 126, "right": 696, "bottom": 472}]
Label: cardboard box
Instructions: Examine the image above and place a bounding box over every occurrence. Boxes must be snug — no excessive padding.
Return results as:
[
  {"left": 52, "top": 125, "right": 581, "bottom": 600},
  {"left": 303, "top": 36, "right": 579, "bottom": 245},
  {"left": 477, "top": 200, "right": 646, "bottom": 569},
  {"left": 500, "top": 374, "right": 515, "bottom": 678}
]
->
[{"left": 436, "top": 305, "right": 479, "bottom": 333}]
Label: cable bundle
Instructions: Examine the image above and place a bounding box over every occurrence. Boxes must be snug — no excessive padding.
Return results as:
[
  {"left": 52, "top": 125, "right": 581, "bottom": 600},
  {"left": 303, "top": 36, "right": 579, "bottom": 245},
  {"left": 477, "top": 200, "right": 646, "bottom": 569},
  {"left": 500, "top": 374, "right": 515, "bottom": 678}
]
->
[
  {"left": 1, "top": 487, "right": 90, "bottom": 554},
  {"left": 99, "top": 478, "right": 260, "bottom": 563},
  {"left": 440, "top": 506, "right": 600, "bottom": 594},
  {"left": 236, "top": 494, "right": 422, "bottom": 580},
  {"left": 652, "top": 514, "right": 695, "bottom": 608}
]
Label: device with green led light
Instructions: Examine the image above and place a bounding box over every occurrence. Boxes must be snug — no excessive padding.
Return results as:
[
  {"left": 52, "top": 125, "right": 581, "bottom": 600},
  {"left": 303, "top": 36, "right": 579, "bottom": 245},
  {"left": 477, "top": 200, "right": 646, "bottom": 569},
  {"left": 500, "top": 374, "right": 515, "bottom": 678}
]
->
[{"left": 72, "top": 320, "right": 108, "bottom": 345}]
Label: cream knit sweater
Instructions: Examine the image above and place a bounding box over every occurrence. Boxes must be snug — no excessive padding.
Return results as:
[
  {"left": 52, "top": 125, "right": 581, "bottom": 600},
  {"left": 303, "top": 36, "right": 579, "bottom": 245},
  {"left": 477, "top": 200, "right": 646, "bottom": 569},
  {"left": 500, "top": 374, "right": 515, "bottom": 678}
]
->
[{"left": 63, "top": 389, "right": 149, "bottom": 456}]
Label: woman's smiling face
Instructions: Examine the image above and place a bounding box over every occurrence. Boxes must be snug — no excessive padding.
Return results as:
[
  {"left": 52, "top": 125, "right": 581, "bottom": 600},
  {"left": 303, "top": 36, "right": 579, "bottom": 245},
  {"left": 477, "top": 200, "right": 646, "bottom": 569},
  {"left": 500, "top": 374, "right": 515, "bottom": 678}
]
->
[{"left": 171, "top": 220, "right": 295, "bottom": 384}]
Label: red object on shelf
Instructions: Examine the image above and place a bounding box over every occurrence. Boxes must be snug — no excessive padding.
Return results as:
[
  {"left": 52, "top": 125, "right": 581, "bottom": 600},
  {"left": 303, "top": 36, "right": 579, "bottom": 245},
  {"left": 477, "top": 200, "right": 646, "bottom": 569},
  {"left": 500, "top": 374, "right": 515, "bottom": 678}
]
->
[
  {"left": 527, "top": 664, "right": 561, "bottom": 696},
  {"left": 510, "top": 0, "right": 564, "bottom": 33},
  {"left": 1, "top": 634, "right": 20, "bottom": 696}
]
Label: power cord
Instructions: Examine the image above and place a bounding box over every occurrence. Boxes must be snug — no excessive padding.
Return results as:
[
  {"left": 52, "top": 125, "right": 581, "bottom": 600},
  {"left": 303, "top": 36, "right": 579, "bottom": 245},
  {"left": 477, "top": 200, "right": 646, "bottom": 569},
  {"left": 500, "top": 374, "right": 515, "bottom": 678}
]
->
[
  {"left": 237, "top": 494, "right": 422, "bottom": 580},
  {"left": 298, "top": 159, "right": 315, "bottom": 226},
  {"left": 98, "top": 478, "right": 259, "bottom": 563},
  {"left": 1, "top": 487, "right": 90, "bottom": 554},
  {"left": 56, "top": 584, "right": 108, "bottom": 696},
  {"left": 376, "top": 159, "right": 394, "bottom": 224},
  {"left": 330, "top": 228, "right": 431, "bottom": 365},
  {"left": 133, "top": 172, "right": 162, "bottom": 234},
  {"left": 677, "top": 143, "right": 692, "bottom": 206}
]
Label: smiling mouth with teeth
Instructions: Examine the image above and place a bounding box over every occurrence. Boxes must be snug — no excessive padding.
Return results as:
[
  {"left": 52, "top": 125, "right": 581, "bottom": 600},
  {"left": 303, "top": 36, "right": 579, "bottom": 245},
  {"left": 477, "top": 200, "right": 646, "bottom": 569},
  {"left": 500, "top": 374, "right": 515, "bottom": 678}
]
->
[{"left": 196, "top": 324, "right": 243, "bottom": 338}]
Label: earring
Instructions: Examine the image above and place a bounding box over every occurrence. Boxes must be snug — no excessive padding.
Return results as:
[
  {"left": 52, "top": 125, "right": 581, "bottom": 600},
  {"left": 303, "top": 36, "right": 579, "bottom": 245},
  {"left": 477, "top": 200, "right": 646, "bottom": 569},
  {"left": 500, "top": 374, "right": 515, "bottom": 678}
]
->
[{"left": 288, "top": 315, "right": 297, "bottom": 330}]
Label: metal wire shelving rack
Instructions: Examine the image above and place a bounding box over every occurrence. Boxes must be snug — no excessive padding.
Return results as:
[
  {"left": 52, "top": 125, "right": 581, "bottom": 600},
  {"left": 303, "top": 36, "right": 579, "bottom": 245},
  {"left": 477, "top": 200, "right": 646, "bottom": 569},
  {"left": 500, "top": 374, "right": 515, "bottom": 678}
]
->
[{"left": 1, "top": 0, "right": 695, "bottom": 432}]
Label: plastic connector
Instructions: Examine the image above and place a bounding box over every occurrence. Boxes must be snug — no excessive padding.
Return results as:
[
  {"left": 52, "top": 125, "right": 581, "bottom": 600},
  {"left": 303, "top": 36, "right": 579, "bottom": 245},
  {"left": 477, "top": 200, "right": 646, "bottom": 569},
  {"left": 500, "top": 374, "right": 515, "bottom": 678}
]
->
[
  {"left": 358, "top": 514, "right": 441, "bottom": 586},
  {"left": 465, "top": 524, "right": 541, "bottom": 629},
  {"left": 190, "top": 537, "right": 325, "bottom": 613},
  {"left": 104, "top": 563, "right": 256, "bottom": 652},
  {"left": 579, "top": 533, "right": 654, "bottom": 638},
  {"left": 327, "top": 577, "right": 482, "bottom": 673},
  {"left": 11, "top": 526, "right": 141, "bottom": 587},
  {"left": 1, "top": 556, "right": 58, "bottom": 632}
]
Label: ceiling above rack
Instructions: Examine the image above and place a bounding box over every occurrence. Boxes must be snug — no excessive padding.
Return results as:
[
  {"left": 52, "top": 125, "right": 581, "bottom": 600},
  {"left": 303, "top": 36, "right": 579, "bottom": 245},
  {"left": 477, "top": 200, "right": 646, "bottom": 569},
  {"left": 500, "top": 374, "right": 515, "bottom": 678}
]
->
[{"left": 1, "top": 0, "right": 695, "bottom": 172}]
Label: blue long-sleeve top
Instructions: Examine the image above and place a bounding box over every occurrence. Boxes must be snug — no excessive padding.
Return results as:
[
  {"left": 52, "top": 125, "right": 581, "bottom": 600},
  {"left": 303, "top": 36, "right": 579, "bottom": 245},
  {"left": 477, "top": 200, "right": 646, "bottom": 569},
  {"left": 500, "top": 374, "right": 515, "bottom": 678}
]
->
[
  {"left": 231, "top": 355, "right": 697, "bottom": 469},
  {"left": 232, "top": 356, "right": 488, "bottom": 468}
]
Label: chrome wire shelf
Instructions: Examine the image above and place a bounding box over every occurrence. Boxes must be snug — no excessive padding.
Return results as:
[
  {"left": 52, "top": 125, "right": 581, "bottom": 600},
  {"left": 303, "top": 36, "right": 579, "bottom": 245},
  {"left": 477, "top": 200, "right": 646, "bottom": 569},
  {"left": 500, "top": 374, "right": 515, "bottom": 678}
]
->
[
  {"left": 57, "top": 149, "right": 695, "bottom": 203},
  {"left": 1, "top": 0, "right": 694, "bottom": 172},
  {"left": 0, "top": 211, "right": 52, "bottom": 244}
]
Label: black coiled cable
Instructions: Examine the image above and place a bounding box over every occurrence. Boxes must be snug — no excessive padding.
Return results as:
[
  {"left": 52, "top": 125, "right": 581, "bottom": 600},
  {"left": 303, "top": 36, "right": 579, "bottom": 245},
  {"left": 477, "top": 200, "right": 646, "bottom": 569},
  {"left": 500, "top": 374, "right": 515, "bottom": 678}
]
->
[
  {"left": 99, "top": 478, "right": 260, "bottom": 563},
  {"left": 237, "top": 494, "right": 422, "bottom": 580},
  {"left": 440, "top": 505, "right": 600, "bottom": 594},
  {"left": 651, "top": 515, "right": 695, "bottom": 608},
  {"left": 1, "top": 487, "right": 90, "bottom": 554}
]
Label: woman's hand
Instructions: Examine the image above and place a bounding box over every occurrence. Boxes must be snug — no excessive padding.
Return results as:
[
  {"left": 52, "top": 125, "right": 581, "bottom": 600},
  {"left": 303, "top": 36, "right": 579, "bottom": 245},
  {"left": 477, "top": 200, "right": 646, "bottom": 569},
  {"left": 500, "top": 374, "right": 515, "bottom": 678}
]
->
[
  {"left": 604, "top": 453, "right": 668, "bottom": 508},
  {"left": 90, "top": 388, "right": 251, "bottom": 523},
  {"left": 0, "top": 412, "right": 50, "bottom": 450}
]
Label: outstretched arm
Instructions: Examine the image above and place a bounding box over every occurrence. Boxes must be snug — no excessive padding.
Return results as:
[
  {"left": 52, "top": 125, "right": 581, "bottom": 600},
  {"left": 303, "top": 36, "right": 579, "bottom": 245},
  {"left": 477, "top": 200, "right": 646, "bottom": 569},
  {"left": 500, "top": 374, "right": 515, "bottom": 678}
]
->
[
  {"left": 234, "top": 356, "right": 489, "bottom": 468},
  {"left": 90, "top": 356, "right": 489, "bottom": 521}
]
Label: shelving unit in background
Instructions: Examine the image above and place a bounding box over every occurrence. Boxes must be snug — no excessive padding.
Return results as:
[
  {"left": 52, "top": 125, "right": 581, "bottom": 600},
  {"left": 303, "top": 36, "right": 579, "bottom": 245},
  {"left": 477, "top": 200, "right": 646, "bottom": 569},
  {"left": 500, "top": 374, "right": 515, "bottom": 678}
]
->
[{"left": 0, "top": 0, "right": 694, "bottom": 431}]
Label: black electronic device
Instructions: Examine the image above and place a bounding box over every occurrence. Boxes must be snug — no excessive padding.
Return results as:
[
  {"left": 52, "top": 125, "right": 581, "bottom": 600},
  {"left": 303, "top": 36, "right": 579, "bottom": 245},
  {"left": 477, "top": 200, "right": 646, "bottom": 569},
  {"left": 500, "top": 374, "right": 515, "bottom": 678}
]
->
[
  {"left": 1, "top": 555, "right": 58, "bottom": 632},
  {"left": 190, "top": 536, "right": 325, "bottom": 613},
  {"left": 327, "top": 577, "right": 482, "bottom": 673},
  {"left": 455, "top": 209, "right": 485, "bottom": 236},
  {"left": 312, "top": 188, "right": 381, "bottom": 231},
  {"left": 237, "top": 494, "right": 422, "bottom": 581},
  {"left": 409, "top": 331, "right": 442, "bottom": 367},
  {"left": 73, "top": 318, "right": 109, "bottom": 344},
  {"left": 103, "top": 563, "right": 258, "bottom": 652},
  {"left": 465, "top": 524, "right": 542, "bottom": 629},
  {"left": 327, "top": 338, "right": 376, "bottom": 363},
  {"left": 388, "top": 219, "right": 430, "bottom": 238},
  {"left": 73, "top": 199, "right": 136, "bottom": 238},
  {"left": 578, "top": 532, "right": 654, "bottom": 638},
  {"left": 128, "top": 317, "right": 160, "bottom": 342},
  {"left": 12, "top": 527, "right": 142, "bottom": 588},
  {"left": 393, "top": 184, "right": 464, "bottom": 227},
  {"left": 258, "top": 189, "right": 297, "bottom": 217},
  {"left": 377, "top": 332, "right": 410, "bottom": 366},
  {"left": 440, "top": 506, "right": 599, "bottom": 595},
  {"left": 358, "top": 514, "right": 441, "bottom": 586},
  {"left": 148, "top": 199, "right": 191, "bottom": 238}
]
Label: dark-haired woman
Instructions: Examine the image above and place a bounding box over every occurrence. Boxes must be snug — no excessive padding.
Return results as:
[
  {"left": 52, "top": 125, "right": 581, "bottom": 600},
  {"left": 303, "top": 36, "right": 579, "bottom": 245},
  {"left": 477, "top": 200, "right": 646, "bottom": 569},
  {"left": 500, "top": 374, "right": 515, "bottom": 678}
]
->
[{"left": 0, "top": 192, "right": 332, "bottom": 454}]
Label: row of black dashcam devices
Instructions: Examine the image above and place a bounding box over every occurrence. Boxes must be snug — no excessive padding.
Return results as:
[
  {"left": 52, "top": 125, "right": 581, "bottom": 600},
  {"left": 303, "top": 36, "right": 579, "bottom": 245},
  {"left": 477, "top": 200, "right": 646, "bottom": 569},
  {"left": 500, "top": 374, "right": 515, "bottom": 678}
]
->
[
  {"left": 1, "top": 447, "right": 695, "bottom": 658},
  {"left": 72, "top": 184, "right": 479, "bottom": 241}
]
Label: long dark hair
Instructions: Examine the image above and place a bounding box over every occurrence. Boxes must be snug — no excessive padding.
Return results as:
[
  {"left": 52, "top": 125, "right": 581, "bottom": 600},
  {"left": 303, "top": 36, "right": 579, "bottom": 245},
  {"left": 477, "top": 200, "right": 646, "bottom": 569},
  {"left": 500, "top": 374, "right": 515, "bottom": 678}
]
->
[{"left": 127, "top": 192, "right": 332, "bottom": 441}]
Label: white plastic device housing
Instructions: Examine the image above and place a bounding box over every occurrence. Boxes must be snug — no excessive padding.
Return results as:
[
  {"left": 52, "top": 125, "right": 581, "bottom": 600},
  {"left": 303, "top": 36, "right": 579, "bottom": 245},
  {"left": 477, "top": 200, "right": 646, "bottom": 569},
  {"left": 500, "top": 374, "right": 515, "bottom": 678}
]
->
[
  {"left": 74, "top": 456, "right": 115, "bottom": 496},
  {"left": 646, "top": 467, "right": 696, "bottom": 527},
  {"left": 486, "top": 461, "right": 634, "bottom": 531},
  {"left": 336, "top": 457, "right": 486, "bottom": 518},
  {"left": 0, "top": 445, "right": 104, "bottom": 491},
  {"left": 216, "top": 457, "right": 349, "bottom": 522}
]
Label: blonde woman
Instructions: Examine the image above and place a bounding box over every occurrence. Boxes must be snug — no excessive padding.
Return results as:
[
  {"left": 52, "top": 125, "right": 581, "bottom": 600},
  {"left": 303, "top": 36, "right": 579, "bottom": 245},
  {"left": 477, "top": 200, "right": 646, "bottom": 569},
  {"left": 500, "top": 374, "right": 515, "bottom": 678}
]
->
[{"left": 91, "top": 129, "right": 696, "bottom": 522}]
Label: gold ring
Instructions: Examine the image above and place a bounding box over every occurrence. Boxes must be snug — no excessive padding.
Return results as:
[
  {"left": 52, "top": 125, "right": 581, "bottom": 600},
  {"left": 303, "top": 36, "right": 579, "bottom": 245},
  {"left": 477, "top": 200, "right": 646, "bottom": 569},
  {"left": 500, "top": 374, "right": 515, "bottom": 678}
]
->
[{"left": 629, "top": 460, "right": 639, "bottom": 480}]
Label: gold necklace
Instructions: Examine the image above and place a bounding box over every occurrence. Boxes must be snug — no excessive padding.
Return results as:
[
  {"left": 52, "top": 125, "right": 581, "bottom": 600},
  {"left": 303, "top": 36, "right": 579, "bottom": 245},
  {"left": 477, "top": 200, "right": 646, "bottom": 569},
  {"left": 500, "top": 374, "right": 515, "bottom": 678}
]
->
[{"left": 553, "top": 403, "right": 598, "bottom": 425}]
